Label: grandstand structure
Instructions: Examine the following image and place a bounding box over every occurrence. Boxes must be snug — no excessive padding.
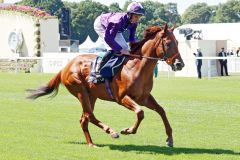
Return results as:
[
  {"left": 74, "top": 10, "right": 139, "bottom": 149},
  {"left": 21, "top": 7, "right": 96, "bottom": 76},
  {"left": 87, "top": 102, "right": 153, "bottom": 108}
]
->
[{"left": 0, "top": 4, "right": 58, "bottom": 72}]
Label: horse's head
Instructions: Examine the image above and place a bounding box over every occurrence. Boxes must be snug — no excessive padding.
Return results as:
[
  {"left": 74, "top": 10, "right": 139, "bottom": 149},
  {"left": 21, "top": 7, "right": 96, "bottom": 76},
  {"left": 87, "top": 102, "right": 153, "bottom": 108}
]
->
[{"left": 144, "top": 24, "right": 185, "bottom": 71}]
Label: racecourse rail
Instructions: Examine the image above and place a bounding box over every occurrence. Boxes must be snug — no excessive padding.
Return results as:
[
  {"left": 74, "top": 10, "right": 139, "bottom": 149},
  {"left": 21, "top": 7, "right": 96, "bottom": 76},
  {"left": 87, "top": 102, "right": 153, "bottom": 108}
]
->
[{"left": 0, "top": 56, "right": 240, "bottom": 78}]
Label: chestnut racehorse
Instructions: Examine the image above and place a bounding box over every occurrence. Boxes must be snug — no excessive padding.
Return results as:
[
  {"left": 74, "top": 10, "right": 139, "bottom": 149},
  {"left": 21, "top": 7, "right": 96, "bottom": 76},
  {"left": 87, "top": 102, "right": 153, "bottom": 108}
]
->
[{"left": 27, "top": 25, "right": 184, "bottom": 147}]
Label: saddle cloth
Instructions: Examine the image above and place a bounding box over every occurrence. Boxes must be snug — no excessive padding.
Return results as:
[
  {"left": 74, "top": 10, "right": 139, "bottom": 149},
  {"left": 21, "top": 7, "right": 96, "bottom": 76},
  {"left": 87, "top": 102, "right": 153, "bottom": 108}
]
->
[{"left": 88, "top": 53, "right": 126, "bottom": 84}]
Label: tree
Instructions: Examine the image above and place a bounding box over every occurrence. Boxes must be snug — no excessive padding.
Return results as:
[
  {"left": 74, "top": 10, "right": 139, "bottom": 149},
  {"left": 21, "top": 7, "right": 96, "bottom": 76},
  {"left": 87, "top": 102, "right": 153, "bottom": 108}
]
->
[
  {"left": 18, "top": 0, "right": 64, "bottom": 16},
  {"left": 181, "top": 3, "right": 213, "bottom": 24},
  {"left": 123, "top": 0, "right": 132, "bottom": 11},
  {"left": 208, "top": 5, "right": 218, "bottom": 23},
  {"left": 109, "top": 3, "right": 122, "bottom": 12},
  {"left": 133, "top": 1, "right": 181, "bottom": 39},
  {"left": 212, "top": 0, "right": 240, "bottom": 23},
  {"left": 165, "top": 3, "right": 181, "bottom": 26},
  {"left": 65, "top": 0, "right": 108, "bottom": 43}
]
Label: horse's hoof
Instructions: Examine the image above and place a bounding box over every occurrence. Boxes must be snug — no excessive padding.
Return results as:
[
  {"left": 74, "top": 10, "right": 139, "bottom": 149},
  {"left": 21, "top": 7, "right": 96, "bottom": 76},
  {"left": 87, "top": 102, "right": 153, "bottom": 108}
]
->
[
  {"left": 88, "top": 143, "right": 98, "bottom": 148},
  {"left": 111, "top": 132, "right": 120, "bottom": 139},
  {"left": 120, "top": 127, "right": 136, "bottom": 135},
  {"left": 120, "top": 128, "right": 129, "bottom": 135},
  {"left": 166, "top": 138, "right": 173, "bottom": 147}
]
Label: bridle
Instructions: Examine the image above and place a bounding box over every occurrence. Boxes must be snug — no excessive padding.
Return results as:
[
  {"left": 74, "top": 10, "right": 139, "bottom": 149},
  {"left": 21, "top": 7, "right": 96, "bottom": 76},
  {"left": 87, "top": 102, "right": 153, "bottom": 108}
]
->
[
  {"left": 159, "top": 36, "right": 180, "bottom": 65},
  {"left": 116, "top": 31, "right": 180, "bottom": 65},
  {"left": 156, "top": 31, "right": 179, "bottom": 65}
]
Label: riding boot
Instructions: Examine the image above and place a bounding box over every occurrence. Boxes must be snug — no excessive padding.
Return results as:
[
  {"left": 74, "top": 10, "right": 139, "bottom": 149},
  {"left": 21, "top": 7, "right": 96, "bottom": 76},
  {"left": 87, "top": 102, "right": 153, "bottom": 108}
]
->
[{"left": 98, "top": 50, "right": 114, "bottom": 70}]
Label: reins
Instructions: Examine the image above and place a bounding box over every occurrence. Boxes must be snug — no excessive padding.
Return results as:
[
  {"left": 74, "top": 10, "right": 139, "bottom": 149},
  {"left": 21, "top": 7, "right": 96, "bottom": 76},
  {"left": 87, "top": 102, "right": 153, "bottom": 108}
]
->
[
  {"left": 115, "top": 53, "right": 164, "bottom": 60},
  {"left": 114, "top": 36, "right": 166, "bottom": 61},
  {"left": 114, "top": 35, "right": 180, "bottom": 65}
]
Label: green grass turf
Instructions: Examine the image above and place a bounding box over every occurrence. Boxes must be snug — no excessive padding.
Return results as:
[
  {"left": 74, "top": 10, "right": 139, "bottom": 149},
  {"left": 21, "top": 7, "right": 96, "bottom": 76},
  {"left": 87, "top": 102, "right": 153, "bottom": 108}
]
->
[{"left": 0, "top": 73, "right": 239, "bottom": 160}]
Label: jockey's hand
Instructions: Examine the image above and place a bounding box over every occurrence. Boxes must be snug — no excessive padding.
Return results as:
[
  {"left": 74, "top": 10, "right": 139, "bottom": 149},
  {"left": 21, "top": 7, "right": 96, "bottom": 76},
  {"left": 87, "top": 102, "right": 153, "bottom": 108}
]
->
[{"left": 120, "top": 49, "right": 130, "bottom": 56}]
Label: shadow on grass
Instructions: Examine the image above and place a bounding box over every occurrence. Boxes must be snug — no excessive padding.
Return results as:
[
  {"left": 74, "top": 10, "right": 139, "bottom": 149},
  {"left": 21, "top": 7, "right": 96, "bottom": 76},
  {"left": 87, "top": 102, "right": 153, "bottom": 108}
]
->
[{"left": 68, "top": 141, "right": 240, "bottom": 156}]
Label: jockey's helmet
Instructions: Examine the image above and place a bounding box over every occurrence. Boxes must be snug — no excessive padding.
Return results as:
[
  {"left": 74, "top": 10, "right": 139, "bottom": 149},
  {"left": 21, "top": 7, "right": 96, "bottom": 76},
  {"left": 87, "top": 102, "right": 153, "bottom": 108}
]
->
[{"left": 127, "top": 2, "right": 145, "bottom": 16}]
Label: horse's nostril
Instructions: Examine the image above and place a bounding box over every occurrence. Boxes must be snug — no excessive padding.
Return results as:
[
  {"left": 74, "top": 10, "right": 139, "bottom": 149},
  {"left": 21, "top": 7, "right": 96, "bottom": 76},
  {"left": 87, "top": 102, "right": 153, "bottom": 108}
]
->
[
  {"left": 176, "top": 63, "right": 182, "bottom": 67},
  {"left": 176, "top": 62, "right": 185, "bottom": 68}
]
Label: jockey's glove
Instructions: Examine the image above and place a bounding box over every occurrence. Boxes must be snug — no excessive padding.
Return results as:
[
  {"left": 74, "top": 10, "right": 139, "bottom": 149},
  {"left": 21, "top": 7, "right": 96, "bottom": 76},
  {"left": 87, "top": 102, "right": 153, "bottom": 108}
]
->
[{"left": 120, "top": 49, "right": 130, "bottom": 56}]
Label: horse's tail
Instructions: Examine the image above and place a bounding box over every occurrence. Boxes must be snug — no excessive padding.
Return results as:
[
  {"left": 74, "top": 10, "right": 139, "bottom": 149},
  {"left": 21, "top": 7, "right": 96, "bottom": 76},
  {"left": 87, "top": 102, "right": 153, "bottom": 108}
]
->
[{"left": 26, "top": 71, "right": 62, "bottom": 100}]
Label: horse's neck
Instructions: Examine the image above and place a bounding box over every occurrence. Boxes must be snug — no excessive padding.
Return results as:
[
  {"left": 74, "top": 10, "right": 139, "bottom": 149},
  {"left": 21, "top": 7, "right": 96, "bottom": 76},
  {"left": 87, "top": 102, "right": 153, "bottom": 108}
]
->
[
  {"left": 139, "top": 57, "right": 158, "bottom": 79},
  {"left": 131, "top": 40, "right": 158, "bottom": 79}
]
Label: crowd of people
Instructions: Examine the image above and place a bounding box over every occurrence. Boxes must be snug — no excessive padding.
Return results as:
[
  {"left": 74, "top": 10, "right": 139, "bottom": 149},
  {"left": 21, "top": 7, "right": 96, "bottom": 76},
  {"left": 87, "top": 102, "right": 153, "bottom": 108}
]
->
[{"left": 193, "top": 47, "right": 240, "bottom": 79}]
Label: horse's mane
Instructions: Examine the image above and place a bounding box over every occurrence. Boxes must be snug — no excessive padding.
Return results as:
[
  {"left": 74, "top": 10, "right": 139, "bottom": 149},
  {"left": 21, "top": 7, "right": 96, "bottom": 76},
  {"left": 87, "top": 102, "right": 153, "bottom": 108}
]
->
[
  {"left": 143, "top": 25, "right": 162, "bottom": 39},
  {"left": 130, "top": 25, "right": 162, "bottom": 53}
]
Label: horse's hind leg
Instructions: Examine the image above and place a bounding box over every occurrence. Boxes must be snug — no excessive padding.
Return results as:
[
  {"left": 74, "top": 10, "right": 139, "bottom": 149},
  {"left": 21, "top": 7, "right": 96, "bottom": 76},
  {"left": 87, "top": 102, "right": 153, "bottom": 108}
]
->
[
  {"left": 69, "top": 85, "right": 119, "bottom": 147},
  {"left": 79, "top": 95, "right": 96, "bottom": 147},
  {"left": 120, "top": 95, "right": 144, "bottom": 135},
  {"left": 144, "top": 94, "right": 173, "bottom": 147}
]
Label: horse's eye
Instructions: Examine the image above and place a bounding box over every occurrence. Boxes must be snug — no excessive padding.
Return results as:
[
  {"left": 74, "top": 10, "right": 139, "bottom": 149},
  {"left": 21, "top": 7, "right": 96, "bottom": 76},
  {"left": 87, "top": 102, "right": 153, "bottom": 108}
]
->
[
  {"left": 166, "top": 43, "right": 171, "bottom": 49},
  {"left": 166, "top": 45, "right": 170, "bottom": 50}
]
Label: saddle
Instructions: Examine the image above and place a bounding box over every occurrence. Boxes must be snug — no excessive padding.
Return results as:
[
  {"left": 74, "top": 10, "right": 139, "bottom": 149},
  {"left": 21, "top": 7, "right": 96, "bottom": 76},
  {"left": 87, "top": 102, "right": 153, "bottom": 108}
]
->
[{"left": 88, "top": 52, "right": 126, "bottom": 84}]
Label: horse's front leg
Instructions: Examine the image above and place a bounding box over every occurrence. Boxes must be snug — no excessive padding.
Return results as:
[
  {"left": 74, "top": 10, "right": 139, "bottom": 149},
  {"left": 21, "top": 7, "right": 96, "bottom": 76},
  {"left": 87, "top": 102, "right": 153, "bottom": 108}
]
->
[
  {"left": 120, "top": 95, "right": 144, "bottom": 135},
  {"left": 144, "top": 94, "right": 173, "bottom": 147}
]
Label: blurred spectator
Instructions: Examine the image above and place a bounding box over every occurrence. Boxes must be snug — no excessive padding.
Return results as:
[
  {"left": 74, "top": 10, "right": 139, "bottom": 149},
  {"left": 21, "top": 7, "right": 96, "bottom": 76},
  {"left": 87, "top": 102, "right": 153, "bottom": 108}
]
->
[
  {"left": 193, "top": 48, "right": 203, "bottom": 79},
  {"left": 236, "top": 48, "right": 240, "bottom": 57},
  {"left": 227, "top": 50, "right": 230, "bottom": 56},
  {"left": 218, "top": 47, "right": 229, "bottom": 76}
]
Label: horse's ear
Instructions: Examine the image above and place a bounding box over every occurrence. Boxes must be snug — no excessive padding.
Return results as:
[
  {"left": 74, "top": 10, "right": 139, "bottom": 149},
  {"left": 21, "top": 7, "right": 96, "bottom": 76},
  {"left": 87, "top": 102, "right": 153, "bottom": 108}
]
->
[
  {"left": 171, "top": 24, "right": 176, "bottom": 32},
  {"left": 164, "top": 23, "right": 168, "bottom": 32}
]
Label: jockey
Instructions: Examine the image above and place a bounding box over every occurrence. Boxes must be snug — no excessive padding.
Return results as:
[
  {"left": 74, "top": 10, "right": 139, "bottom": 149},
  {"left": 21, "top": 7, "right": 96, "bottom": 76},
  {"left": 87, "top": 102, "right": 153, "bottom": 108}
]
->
[{"left": 94, "top": 1, "right": 145, "bottom": 70}]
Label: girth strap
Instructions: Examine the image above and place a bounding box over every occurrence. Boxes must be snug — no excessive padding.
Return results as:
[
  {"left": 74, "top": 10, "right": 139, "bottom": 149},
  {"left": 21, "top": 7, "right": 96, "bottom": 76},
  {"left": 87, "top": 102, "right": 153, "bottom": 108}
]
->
[{"left": 105, "top": 79, "right": 115, "bottom": 100}]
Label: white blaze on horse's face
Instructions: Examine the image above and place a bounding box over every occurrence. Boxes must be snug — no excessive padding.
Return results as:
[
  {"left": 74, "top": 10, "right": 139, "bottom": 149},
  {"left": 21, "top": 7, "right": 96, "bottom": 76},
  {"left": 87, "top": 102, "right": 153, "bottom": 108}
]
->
[
  {"left": 169, "top": 38, "right": 185, "bottom": 71},
  {"left": 172, "top": 58, "right": 184, "bottom": 71}
]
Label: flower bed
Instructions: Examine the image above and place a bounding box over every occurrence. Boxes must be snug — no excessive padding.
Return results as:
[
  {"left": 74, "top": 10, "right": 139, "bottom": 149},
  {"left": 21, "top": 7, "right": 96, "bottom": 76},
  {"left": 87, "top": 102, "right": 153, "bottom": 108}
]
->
[{"left": 0, "top": 4, "right": 52, "bottom": 18}]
